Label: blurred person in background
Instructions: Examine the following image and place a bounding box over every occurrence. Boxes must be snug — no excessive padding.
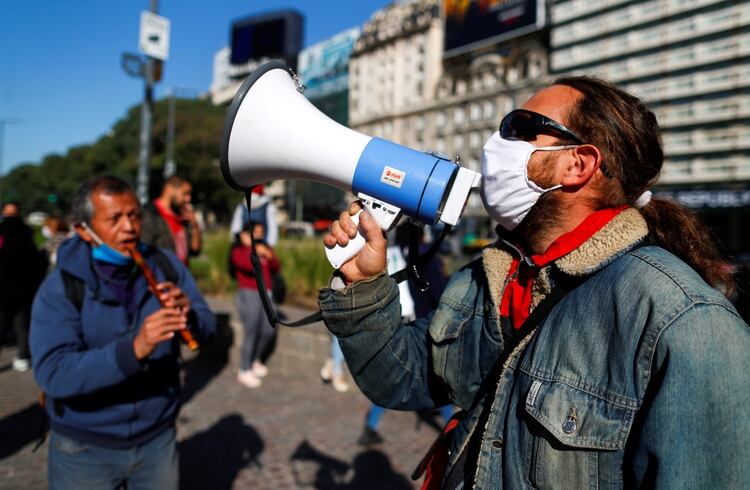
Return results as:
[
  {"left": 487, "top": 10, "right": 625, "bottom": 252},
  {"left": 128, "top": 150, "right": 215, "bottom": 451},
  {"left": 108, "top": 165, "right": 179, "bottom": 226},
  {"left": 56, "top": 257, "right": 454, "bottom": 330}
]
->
[
  {"left": 30, "top": 176, "right": 215, "bottom": 489},
  {"left": 0, "top": 201, "right": 44, "bottom": 372},
  {"left": 321, "top": 77, "right": 749, "bottom": 489},
  {"left": 319, "top": 336, "right": 350, "bottom": 393},
  {"left": 41, "top": 215, "right": 71, "bottom": 271},
  {"left": 141, "top": 175, "right": 202, "bottom": 266},
  {"left": 230, "top": 221, "right": 279, "bottom": 388},
  {"left": 230, "top": 184, "right": 279, "bottom": 246}
]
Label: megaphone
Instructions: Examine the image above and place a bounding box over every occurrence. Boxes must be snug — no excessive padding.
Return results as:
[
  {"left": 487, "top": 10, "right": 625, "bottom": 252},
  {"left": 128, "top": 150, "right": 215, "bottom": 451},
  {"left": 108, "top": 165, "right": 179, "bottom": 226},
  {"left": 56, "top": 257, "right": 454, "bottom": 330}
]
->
[{"left": 221, "top": 60, "right": 481, "bottom": 269}]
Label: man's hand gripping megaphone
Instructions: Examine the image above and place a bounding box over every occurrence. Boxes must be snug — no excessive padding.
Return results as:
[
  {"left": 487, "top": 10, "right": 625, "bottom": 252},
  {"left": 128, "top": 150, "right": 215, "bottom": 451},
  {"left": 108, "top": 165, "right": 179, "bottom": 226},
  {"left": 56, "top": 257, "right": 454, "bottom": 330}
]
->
[{"left": 323, "top": 201, "right": 388, "bottom": 284}]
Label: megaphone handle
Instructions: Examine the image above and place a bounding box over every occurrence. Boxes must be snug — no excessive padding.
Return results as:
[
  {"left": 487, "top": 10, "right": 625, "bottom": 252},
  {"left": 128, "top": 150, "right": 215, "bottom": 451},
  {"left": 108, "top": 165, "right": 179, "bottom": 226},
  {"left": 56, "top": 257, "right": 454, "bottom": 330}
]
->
[{"left": 325, "top": 211, "right": 367, "bottom": 269}]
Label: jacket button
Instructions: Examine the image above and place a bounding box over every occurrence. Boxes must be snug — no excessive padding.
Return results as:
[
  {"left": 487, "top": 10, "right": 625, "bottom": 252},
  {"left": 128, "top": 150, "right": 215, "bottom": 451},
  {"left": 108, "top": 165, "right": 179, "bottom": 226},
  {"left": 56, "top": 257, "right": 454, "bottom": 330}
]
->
[
  {"left": 562, "top": 419, "right": 577, "bottom": 434},
  {"left": 491, "top": 439, "right": 502, "bottom": 448}
]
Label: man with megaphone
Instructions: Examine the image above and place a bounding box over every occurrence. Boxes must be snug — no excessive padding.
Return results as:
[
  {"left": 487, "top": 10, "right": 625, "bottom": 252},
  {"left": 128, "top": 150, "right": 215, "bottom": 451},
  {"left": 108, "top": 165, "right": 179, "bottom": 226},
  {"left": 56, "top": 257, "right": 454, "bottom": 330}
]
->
[{"left": 318, "top": 77, "right": 750, "bottom": 489}]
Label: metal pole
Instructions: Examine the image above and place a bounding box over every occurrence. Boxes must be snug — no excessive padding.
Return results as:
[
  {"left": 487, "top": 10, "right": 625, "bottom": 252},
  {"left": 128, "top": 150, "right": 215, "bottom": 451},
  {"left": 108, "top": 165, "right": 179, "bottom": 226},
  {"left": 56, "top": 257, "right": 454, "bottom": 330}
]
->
[
  {"left": 164, "top": 87, "right": 176, "bottom": 178},
  {"left": 136, "top": 0, "right": 158, "bottom": 204}
]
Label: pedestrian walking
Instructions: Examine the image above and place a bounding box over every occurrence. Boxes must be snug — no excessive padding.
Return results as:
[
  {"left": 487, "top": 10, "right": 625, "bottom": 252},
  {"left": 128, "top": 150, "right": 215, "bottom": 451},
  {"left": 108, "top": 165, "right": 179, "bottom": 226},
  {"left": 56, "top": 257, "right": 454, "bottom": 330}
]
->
[
  {"left": 231, "top": 221, "right": 279, "bottom": 388},
  {"left": 0, "top": 202, "right": 44, "bottom": 372},
  {"left": 41, "top": 215, "right": 71, "bottom": 271}
]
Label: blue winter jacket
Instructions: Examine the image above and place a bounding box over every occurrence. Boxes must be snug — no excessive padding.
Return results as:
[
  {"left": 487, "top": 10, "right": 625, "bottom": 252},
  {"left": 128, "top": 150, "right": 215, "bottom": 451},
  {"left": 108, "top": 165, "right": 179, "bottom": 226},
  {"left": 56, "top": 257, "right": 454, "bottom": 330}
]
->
[
  {"left": 319, "top": 208, "right": 750, "bottom": 489},
  {"left": 30, "top": 236, "right": 216, "bottom": 448}
]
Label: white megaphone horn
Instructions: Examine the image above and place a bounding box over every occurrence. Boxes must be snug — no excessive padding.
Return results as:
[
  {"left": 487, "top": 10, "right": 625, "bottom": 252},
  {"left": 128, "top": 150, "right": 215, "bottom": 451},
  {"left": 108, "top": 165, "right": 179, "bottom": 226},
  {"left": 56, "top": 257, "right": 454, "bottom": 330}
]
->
[{"left": 221, "top": 60, "right": 481, "bottom": 269}]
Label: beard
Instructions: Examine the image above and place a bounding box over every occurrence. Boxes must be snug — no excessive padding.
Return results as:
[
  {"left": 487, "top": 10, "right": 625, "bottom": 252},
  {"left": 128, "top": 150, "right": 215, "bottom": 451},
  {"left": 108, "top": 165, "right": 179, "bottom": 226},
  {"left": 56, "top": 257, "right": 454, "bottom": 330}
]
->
[
  {"left": 516, "top": 189, "right": 563, "bottom": 239},
  {"left": 169, "top": 196, "right": 182, "bottom": 215},
  {"left": 515, "top": 152, "right": 563, "bottom": 240}
]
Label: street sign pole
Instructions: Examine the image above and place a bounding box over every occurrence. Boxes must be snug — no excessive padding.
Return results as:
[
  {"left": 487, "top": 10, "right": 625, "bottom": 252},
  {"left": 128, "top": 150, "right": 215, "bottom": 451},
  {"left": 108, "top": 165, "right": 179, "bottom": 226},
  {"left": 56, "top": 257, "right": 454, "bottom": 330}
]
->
[
  {"left": 136, "top": 46, "right": 155, "bottom": 205},
  {"left": 135, "top": 0, "right": 170, "bottom": 204},
  {"left": 164, "top": 87, "right": 176, "bottom": 178}
]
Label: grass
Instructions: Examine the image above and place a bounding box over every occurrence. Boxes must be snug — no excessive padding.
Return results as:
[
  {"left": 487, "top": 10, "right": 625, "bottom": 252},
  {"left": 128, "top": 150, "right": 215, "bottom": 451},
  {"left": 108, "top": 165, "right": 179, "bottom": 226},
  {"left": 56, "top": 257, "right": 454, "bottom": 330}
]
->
[{"left": 189, "top": 228, "right": 334, "bottom": 301}]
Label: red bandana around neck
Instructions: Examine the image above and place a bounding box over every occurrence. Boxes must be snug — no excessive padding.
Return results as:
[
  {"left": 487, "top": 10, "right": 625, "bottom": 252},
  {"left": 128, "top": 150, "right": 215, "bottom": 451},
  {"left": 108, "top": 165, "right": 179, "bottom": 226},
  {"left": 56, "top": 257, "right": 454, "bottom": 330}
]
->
[{"left": 500, "top": 206, "right": 628, "bottom": 329}]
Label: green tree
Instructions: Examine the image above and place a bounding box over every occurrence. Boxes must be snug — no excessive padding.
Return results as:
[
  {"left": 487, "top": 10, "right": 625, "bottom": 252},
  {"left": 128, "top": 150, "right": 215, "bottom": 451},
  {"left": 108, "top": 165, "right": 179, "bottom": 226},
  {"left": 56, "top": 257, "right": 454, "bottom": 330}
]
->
[{"left": 0, "top": 97, "right": 235, "bottom": 220}]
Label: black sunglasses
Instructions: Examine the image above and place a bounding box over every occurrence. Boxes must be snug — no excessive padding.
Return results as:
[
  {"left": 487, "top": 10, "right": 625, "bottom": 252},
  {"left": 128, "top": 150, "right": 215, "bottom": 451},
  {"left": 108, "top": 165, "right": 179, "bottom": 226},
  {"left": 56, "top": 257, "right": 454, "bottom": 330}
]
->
[
  {"left": 499, "top": 109, "right": 614, "bottom": 178},
  {"left": 499, "top": 109, "right": 584, "bottom": 145}
]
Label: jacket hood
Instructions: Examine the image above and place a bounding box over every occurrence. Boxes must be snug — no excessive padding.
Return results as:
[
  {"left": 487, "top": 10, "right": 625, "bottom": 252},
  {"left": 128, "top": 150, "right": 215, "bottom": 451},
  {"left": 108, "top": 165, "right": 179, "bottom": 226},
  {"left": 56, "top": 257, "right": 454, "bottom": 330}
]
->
[
  {"left": 56, "top": 234, "right": 97, "bottom": 284},
  {"left": 482, "top": 207, "right": 649, "bottom": 314}
]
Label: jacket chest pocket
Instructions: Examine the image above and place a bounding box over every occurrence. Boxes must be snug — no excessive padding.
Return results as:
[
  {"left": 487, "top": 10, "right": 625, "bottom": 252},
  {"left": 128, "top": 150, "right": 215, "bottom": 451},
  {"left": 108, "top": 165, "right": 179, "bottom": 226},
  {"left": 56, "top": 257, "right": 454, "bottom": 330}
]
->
[
  {"left": 522, "top": 377, "right": 635, "bottom": 490},
  {"left": 429, "top": 309, "right": 469, "bottom": 392}
]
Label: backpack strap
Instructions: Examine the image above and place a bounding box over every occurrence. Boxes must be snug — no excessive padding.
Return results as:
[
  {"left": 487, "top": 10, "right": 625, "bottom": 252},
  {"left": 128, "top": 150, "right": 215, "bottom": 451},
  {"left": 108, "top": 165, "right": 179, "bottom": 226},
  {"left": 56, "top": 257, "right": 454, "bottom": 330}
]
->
[{"left": 61, "top": 269, "right": 86, "bottom": 312}]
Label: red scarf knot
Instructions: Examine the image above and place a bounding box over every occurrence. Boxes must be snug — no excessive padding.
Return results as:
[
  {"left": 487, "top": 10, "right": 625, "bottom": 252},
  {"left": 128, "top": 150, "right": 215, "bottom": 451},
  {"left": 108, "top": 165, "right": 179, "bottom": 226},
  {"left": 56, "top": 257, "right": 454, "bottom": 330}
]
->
[{"left": 500, "top": 206, "right": 627, "bottom": 329}]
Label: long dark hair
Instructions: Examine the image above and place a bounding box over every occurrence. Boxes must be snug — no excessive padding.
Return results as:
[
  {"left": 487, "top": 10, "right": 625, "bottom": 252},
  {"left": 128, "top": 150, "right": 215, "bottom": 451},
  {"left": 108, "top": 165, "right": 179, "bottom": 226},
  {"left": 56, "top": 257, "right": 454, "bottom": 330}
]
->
[{"left": 554, "top": 76, "right": 734, "bottom": 294}]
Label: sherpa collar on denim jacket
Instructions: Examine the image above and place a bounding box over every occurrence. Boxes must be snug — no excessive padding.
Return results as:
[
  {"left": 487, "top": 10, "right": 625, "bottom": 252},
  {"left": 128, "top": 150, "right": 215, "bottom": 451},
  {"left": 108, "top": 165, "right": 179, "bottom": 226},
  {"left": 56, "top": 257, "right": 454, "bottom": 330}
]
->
[{"left": 482, "top": 207, "right": 649, "bottom": 320}]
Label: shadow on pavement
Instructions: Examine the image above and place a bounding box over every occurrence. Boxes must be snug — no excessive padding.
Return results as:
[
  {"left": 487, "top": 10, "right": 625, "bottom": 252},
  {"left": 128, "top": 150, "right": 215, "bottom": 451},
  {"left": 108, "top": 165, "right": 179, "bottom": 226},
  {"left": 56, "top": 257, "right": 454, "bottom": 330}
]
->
[
  {"left": 290, "top": 440, "right": 413, "bottom": 489},
  {"left": 0, "top": 402, "right": 45, "bottom": 460},
  {"left": 178, "top": 413, "right": 263, "bottom": 490},
  {"left": 181, "top": 312, "right": 233, "bottom": 405}
]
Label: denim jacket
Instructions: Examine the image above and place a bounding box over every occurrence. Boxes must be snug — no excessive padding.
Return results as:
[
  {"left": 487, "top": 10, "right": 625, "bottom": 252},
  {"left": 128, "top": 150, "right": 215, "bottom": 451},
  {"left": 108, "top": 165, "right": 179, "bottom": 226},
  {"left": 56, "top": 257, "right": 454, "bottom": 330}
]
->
[{"left": 319, "top": 208, "right": 750, "bottom": 489}]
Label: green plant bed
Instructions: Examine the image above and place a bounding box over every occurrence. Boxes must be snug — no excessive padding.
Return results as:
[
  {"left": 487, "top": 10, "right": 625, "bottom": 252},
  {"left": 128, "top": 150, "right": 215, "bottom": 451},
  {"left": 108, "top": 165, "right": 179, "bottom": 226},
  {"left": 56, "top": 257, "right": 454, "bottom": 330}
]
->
[{"left": 189, "top": 228, "right": 333, "bottom": 299}]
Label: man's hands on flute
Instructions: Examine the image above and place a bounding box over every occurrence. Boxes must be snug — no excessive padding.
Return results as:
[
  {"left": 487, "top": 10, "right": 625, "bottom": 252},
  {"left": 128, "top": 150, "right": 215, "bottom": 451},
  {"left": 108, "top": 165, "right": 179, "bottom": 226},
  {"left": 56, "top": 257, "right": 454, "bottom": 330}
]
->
[{"left": 133, "top": 282, "right": 191, "bottom": 360}]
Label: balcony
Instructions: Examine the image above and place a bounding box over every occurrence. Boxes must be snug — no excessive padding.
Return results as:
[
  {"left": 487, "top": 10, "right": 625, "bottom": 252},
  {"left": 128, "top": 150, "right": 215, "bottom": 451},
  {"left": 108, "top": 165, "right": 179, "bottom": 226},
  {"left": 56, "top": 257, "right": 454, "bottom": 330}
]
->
[
  {"left": 552, "top": 0, "right": 726, "bottom": 47},
  {"left": 551, "top": 2, "right": 750, "bottom": 71},
  {"left": 590, "top": 34, "right": 750, "bottom": 83},
  {"left": 660, "top": 157, "right": 750, "bottom": 184},
  {"left": 625, "top": 63, "right": 750, "bottom": 104},
  {"left": 663, "top": 125, "right": 750, "bottom": 156},
  {"left": 655, "top": 94, "right": 750, "bottom": 129}
]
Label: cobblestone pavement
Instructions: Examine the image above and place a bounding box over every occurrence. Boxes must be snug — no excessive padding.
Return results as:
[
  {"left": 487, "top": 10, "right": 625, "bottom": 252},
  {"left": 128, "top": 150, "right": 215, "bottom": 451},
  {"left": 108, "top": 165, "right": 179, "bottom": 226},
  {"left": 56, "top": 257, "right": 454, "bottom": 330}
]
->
[{"left": 0, "top": 297, "right": 443, "bottom": 489}]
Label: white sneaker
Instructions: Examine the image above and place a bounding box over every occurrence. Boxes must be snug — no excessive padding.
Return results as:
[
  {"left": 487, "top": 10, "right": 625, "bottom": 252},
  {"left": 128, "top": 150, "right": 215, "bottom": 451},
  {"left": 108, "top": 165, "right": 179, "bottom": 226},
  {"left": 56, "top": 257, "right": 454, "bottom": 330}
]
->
[
  {"left": 252, "top": 361, "right": 268, "bottom": 378},
  {"left": 332, "top": 374, "right": 350, "bottom": 393},
  {"left": 320, "top": 359, "right": 333, "bottom": 382},
  {"left": 237, "top": 370, "right": 262, "bottom": 388},
  {"left": 12, "top": 358, "right": 30, "bottom": 372}
]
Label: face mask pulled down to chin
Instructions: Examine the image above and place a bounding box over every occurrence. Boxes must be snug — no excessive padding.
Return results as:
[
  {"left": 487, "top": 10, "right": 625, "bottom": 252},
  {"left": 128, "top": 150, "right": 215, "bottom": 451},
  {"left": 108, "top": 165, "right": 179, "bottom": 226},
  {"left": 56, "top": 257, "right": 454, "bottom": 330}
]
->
[
  {"left": 480, "top": 132, "right": 576, "bottom": 231},
  {"left": 81, "top": 222, "right": 144, "bottom": 266}
]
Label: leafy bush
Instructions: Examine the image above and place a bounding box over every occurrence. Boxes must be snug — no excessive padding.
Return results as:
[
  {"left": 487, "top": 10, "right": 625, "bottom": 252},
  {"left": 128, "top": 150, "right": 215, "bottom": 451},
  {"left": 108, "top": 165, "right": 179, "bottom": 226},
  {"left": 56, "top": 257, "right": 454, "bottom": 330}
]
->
[
  {"left": 189, "top": 229, "right": 235, "bottom": 295},
  {"left": 189, "top": 228, "right": 333, "bottom": 300},
  {"left": 275, "top": 237, "right": 334, "bottom": 298}
]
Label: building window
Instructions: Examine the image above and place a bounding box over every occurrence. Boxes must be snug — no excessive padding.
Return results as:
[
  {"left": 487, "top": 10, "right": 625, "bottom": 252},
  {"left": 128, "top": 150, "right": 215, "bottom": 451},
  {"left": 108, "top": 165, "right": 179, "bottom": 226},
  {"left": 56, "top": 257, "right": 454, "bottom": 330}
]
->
[
  {"left": 483, "top": 100, "right": 496, "bottom": 121},
  {"left": 436, "top": 111, "right": 446, "bottom": 128},
  {"left": 470, "top": 131, "right": 481, "bottom": 150},
  {"left": 454, "top": 107, "right": 465, "bottom": 125},
  {"left": 454, "top": 135, "right": 464, "bottom": 152},
  {"left": 502, "top": 96, "right": 514, "bottom": 115},
  {"left": 470, "top": 103, "right": 481, "bottom": 122}
]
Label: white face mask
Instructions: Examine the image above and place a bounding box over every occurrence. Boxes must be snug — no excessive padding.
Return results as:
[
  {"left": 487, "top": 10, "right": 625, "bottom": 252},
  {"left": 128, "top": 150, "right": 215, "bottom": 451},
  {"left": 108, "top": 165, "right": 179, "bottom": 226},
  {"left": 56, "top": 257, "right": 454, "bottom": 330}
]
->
[{"left": 480, "top": 132, "right": 578, "bottom": 231}]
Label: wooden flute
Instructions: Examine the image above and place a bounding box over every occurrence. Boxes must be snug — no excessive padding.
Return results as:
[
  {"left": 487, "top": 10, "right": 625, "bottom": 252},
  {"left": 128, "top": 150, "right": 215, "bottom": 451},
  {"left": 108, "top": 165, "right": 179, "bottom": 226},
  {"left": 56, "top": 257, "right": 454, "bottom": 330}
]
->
[{"left": 130, "top": 246, "right": 199, "bottom": 351}]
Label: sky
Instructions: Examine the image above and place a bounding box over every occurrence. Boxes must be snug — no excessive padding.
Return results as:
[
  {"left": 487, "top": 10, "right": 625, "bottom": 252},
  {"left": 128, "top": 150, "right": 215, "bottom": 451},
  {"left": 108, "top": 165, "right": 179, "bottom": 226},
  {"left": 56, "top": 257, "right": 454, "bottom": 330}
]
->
[{"left": 0, "top": 0, "right": 392, "bottom": 175}]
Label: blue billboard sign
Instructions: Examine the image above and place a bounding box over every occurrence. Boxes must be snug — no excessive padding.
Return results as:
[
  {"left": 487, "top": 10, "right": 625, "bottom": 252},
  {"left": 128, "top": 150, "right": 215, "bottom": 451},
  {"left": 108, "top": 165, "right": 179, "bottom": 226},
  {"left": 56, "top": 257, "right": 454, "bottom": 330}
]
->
[{"left": 298, "top": 28, "right": 360, "bottom": 99}]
